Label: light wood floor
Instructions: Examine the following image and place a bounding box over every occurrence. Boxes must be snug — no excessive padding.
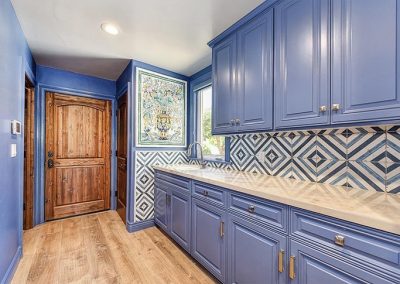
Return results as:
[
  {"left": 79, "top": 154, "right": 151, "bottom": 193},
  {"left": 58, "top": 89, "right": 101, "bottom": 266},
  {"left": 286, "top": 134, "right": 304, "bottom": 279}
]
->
[{"left": 12, "top": 211, "right": 216, "bottom": 284}]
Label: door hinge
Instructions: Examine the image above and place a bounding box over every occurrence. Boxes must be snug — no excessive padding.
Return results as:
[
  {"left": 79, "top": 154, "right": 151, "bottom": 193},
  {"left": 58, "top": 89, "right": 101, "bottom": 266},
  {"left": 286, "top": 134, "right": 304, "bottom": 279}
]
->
[
  {"left": 115, "top": 150, "right": 118, "bottom": 156},
  {"left": 114, "top": 191, "right": 118, "bottom": 197},
  {"left": 23, "top": 203, "right": 26, "bottom": 210}
]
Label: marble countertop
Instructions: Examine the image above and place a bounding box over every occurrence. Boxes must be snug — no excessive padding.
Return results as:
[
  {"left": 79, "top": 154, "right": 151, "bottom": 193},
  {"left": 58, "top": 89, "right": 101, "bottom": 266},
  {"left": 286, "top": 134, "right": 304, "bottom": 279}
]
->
[{"left": 153, "top": 165, "right": 400, "bottom": 235}]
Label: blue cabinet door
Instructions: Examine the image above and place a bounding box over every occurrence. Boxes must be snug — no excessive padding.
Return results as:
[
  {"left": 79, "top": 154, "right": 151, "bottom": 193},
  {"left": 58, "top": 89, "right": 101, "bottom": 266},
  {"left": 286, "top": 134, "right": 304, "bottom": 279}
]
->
[
  {"left": 228, "top": 215, "right": 287, "bottom": 284},
  {"left": 212, "top": 34, "right": 237, "bottom": 134},
  {"left": 170, "top": 188, "right": 191, "bottom": 253},
  {"left": 274, "top": 0, "right": 330, "bottom": 129},
  {"left": 289, "top": 240, "right": 394, "bottom": 284},
  {"left": 154, "top": 185, "right": 169, "bottom": 232},
  {"left": 236, "top": 9, "right": 274, "bottom": 132},
  {"left": 191, "top": 198, "right": 226, "bottom": 282},
  {"left": 332, "top": 0, "right": 400, "bottom": 123}
]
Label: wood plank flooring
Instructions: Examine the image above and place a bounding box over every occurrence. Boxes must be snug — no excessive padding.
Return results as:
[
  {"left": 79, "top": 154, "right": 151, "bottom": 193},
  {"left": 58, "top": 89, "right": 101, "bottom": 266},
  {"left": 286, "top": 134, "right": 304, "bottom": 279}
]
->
[{"left": 12, "top": 211, "right": 217, "bottom": 284}]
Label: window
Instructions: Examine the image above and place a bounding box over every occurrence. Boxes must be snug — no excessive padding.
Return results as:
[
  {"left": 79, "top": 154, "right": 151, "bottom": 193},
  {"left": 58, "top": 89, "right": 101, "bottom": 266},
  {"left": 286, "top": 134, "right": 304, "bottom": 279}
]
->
[{"left": 196, "top": 85, "right": 226, "bottom": 161}]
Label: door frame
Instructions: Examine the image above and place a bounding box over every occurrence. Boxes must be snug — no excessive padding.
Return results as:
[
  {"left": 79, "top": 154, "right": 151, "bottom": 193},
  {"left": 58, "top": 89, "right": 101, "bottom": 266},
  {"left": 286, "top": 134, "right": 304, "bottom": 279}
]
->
[
  {"left": 23, "top": 76, "right": 35, "bottom": 229},
  {"left": 35, "top": 84, "right": 117, "bottom": 225}
]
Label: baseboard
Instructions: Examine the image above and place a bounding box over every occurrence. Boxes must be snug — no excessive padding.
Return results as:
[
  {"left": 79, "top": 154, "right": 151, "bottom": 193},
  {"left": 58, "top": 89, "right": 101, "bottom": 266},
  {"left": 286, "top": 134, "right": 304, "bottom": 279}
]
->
[
  {"left": 126, "top": 219, "right": 155, "bottom": 233},
  {"left": 1, "top": 246, "right": 22, "bottom": 284}
]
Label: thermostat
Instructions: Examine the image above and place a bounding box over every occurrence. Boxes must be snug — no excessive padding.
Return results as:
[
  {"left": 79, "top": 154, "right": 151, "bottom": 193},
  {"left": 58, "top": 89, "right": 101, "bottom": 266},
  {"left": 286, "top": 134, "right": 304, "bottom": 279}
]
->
[{"left": 11, "top": 120, "right": 22, "bottom": 135}]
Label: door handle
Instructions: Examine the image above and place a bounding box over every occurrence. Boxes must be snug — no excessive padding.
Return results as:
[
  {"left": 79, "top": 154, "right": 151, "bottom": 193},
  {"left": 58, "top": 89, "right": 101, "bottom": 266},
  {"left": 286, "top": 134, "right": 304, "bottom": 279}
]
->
[
  {"left": 278, "top": 250, "right": 285, "bottom": 273},
  {"left": 289, "top": 256, "right": 296, "bottom": 280},
  {"left": 47, "top": 159, "right": 54, "bottom": 168},
  {"left": 220, "top": 221, "right": 224, "bottom": 238}
]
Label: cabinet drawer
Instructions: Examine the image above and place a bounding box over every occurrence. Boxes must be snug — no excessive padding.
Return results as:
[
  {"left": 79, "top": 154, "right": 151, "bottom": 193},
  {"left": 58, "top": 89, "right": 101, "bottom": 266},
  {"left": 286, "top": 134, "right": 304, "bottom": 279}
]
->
[
  {"left": 291, "top": 209, "right": 400, "bottom": 275},
  {"left": 155, "top": 171, "right": 190, "bottom": 193},
  {"left": 228, "top": 192, "right": 287, "bottom": 232},
  {"left": 192, "top": 182, "right": 226, "bottom": 208}
]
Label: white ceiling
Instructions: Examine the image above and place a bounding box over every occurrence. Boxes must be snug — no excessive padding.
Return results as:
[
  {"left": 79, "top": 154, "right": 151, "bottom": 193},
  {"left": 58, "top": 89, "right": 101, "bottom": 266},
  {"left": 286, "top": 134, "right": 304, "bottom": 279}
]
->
[{"left": 11, "top": 0, "right": 264, "bottom": 80}]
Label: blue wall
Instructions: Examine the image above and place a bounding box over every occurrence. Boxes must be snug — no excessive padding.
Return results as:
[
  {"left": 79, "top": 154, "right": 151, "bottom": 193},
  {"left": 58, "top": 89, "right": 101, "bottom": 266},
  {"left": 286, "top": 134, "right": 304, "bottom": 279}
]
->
[{"left": 0, "top": 0, "right": 36, "bottom": 282}]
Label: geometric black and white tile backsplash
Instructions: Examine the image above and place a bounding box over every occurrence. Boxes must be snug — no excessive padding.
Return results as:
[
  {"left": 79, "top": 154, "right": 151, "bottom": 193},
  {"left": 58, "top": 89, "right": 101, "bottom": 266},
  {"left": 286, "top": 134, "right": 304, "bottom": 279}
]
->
[
  {"left": 134, "top": 151, "right": 188, "bottom": 221},
  {"left": 227, "top": 125, "right": 400, "bottom": 194},
  {"left": 134, "top": 125, "right": 400, "bottom": 222}
]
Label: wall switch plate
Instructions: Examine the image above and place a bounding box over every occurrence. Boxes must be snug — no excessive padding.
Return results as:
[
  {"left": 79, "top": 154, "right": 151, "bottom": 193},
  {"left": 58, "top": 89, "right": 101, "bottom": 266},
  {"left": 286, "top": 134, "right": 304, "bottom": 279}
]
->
[{"left": 11, "top": 144, "right": 17, "bottom": 157}]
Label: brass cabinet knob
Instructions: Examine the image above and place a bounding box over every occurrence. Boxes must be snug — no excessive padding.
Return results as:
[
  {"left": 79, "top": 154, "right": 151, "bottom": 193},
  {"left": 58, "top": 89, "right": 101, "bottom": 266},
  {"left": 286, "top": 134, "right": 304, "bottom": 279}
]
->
[
  {"left": 334, "top": 235, "right": 345, "bottom": 247},
  {"left": 230, "top": 119, "right": 235, "bottom": 126},
  {"left": 235, "top": 118, "right": 241, "bottom": 125},
  {"left": 319, "top": 105, "right": 327, "bottom": 112},
  {"left": 332, "top": 104, "right": 341, "bottom": 111},
  {"left": 203, "top": 190, "right": 208, "bottom": 196}
]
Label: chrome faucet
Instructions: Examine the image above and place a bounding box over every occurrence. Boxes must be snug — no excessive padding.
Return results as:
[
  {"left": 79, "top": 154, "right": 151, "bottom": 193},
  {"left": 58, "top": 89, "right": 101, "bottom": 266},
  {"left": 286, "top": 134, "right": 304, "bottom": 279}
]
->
[{"left": 187, "top": 142, "right": 207, "bottom": 169}]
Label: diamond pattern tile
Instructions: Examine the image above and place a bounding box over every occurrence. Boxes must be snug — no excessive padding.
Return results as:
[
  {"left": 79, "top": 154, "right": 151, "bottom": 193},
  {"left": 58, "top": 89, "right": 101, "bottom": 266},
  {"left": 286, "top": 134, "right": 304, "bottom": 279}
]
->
[
  {"left": 347, "top": 161, "right": 386, "bottom": 192},
  {"left": 346, "top": 132, "right": 386, "bottom": 162},
  {"left": 317, "top": 160, "right": 348, "bottom": 187},
  {"left": 386, "top": 162, "right": 400, "bottom": 194}
]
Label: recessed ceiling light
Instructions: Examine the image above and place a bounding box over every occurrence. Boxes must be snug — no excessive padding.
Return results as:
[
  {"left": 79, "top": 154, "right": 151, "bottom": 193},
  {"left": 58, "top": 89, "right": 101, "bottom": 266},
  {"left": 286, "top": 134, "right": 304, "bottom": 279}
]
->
[{"left": 101, "top": 23, "right": 119, "bottom": 35}]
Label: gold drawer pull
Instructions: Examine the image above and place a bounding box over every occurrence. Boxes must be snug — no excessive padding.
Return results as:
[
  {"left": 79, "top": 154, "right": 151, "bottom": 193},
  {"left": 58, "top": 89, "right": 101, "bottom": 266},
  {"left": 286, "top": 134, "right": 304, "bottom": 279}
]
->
[
  {"left": 334, "top": 235, "right": 345, "bottom": 247},
  {"left": 278, "top": 250, "right": 284, "bottom": 273},
  {"left": 289, "top": 256, "right": 295, "bottom": 280},
  {"left": 248, "top": 205, "right": 255, "bottom": 213},
  {"left": 220, "top": 221, "right": 224, "bottom": 238}
]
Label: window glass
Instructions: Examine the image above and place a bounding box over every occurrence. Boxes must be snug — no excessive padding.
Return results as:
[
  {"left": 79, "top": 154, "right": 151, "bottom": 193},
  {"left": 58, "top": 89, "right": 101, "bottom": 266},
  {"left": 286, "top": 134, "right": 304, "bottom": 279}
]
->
[{"left": 197, "top": 86, "right": 225, "bottom": 160}]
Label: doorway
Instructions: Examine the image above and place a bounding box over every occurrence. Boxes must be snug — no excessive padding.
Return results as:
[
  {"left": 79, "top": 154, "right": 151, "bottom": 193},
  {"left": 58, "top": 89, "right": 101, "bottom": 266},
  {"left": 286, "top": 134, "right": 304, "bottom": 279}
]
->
[
  {"left": 23, "top": 76, "right": 35, "bottom": 230},
  {"left": 116, "top": 93, "right": 127, "bottom": 223},
  {"left": 44, "top": 92, "right": 112, "bottom": 220}
]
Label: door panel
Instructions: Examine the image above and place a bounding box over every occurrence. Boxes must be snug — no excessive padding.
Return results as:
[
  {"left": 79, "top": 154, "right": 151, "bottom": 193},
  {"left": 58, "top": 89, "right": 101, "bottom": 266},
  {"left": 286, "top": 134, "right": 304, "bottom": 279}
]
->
[
  {"left": 275, "top": 0, "right": 330, "bottom": 128},
  {"left": 45, "top": 92, "right": 111, "bottom": 220},
  {"left": 228, "top": 215, "right": 287, "bottom": 284},
  {"left": 154, "top": 186, "right": 169, "bottom": 232},
  {"left": 116, "top": 94, "right": 127, "bottom": 223},
  {"left": 290, "top": 240, "right": 393, "bottom": 284},
  {"left": 191, "top": 199, "right": 226, "bottom": 282},
  {"left": 332, "top": 0, "right": 400, "bottom": 123},
  {"left": 212, "top": 34, "right": 237, "bottom": 134},
  {"left": 237, "top": 10, "right": 274, "bottom": 132},
  {"left": 170, "top": 189, "right": 191, "bottom": 252}
]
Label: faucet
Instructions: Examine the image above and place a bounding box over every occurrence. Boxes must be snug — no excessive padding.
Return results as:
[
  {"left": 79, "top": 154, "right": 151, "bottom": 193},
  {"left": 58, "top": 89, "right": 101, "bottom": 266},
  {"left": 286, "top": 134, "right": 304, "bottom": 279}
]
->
[{"left": 187, "top": 142, "right": 207, "bottom": 169}]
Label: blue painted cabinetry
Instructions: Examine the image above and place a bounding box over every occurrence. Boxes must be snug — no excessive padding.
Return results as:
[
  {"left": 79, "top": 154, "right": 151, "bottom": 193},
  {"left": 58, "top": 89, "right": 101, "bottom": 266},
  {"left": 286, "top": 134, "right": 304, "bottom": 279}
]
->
[
  {"left": 236, "top": 10, "right": 274, "bottom": 132},
  {"left": 154, "top": 170, "right": 400, "bottom": 283},
  {"left": 228, "top": 214, "right": 287, "bottom": 284},
  {"left": 209, "top": 0, "right": 400, "bottom": 132},
  {"left": 212, "top": 34, "right": 237, "bottom": 134},
  {"left": 331, "top": 0, "right": 400, "bottom": 123},
  {"left": 191, "top": 198, "right": 226, "bottom": 282},
  {"left": 274, "top": 0, "right": 330, "bottom": 128},
  {"left": 154, "top": 172, "right": 191, "bottom": 252},
  {"left": 211, "top": 10, "right": 274, "bottom": 134}
]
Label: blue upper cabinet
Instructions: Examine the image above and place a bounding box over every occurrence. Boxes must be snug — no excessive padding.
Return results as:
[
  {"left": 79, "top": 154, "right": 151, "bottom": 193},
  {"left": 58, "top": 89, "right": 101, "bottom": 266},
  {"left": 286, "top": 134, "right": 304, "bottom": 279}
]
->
[
  {"left": 236, "top": 10, "right": 274, "bottom": 132},
  {"left": 331, "top": 0, "right": 400, "bottom": 123},
  {"left": 274, "top": 0, "right": 330, "bottom": 129},
  {"left": 212, "top": 34, "right": 237, "bottom": 134}
]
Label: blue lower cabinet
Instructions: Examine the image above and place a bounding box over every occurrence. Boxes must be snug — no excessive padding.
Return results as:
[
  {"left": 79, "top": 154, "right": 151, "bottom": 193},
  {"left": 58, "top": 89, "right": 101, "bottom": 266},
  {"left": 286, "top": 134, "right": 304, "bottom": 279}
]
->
[
  {"left": 154, "top": 185, "right": 169, "bottom": 232},
  {"left": 289, "top": 240, "right": 395, "bottom": 284},
  {"left": 228, "top": 214, "right": 287, "bottom": 284},
  {"left": 191, "top": 198, "right": 226, "bottom": 282},
  {"left": 170, "top": 188, "right": 191, "bottom": 252}
]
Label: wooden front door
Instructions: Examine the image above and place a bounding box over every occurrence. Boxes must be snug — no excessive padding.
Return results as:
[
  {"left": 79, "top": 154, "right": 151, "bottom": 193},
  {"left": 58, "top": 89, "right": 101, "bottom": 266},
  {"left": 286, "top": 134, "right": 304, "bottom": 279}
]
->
[
  {"left": 116, "top": 94, "right": 127, "bottom": 223},
  {"left": 45, "top": 92, "right": 111, "bottom": 220}
]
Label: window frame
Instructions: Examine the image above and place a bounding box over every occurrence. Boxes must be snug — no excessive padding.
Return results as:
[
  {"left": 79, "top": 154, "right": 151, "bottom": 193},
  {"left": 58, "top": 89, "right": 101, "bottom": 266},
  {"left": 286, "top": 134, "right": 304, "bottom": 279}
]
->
[{"left": 191, "top": 82, "right": 230, "bottom": 163}]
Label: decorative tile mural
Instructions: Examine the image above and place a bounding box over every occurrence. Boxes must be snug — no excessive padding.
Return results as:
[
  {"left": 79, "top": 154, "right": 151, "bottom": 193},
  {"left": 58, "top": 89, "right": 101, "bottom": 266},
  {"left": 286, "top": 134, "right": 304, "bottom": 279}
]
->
[
  {"left": 134, "top": 151, "right": 188, "bottom": 221},
  {"left": 136, "top": 68, "right": 187, "bottom": 147}
]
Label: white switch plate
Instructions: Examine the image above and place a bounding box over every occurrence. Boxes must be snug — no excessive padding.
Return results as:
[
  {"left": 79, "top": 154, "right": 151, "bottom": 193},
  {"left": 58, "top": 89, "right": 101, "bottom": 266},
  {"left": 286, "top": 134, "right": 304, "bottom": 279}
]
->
[{"left": 11, "top": 144, "right": 17, "bottom": 157}]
